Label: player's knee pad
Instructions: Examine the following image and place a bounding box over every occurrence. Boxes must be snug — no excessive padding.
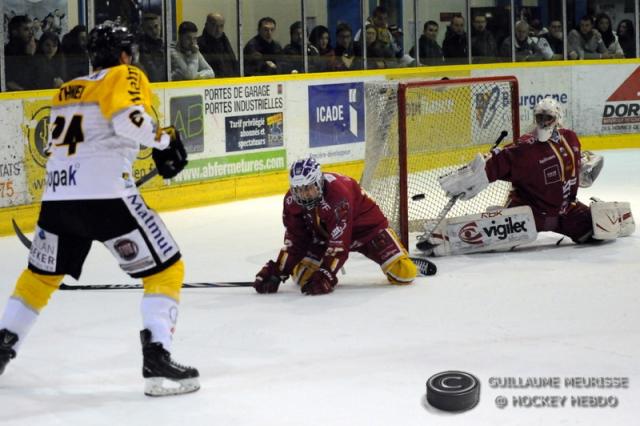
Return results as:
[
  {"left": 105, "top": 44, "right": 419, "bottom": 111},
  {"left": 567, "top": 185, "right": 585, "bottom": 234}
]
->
[
  {"left": 383, "top": 254, "right": 417, "bottom": 285},
  {"left": 291, "top": 257, "right": 321, "bottom": 287},
  {"left": 142, "top": 259, "right": 184, "bottom": 301},
  {"left": 591, "top": 200, "right": 636, "bottom": 240},
  {"left": 14, "top": 269, "right": 63, "bottom": 311}
]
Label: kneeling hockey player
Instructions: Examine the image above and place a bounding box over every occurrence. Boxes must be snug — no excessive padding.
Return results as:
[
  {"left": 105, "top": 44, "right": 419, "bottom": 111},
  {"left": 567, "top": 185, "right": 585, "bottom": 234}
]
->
[
  {"left": 254, "top": 157, "right": 423, "bottom": 295},
  {"left": 422, "top": 97, "right": 634, "bottom": 256},
  {"left": 0, "top": 23, "right": 198, "bottom": 396}
]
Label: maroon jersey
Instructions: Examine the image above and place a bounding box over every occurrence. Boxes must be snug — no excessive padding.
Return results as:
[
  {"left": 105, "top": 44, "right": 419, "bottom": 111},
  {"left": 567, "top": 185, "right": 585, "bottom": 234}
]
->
[
  {"left": 280, "top": 172, "right": 388, "bottom": 274},
  {"left": 485, "top": 128, "right": 581, "bottom": 217}
]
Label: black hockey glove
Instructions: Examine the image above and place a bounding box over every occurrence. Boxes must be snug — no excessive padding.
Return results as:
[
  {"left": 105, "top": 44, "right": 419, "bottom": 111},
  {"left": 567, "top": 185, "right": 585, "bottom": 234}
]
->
[{"left": 152, "top": 126, "right": 188, "bottom": 179}]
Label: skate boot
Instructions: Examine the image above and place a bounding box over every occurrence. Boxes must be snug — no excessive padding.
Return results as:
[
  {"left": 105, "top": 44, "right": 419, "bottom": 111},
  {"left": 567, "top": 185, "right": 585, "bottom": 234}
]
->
[
  {"left": 140, "top": 329, "right": 200, "bottom": 396},
  {"left": 0, "top": 329, "right": 18, "bottom": 375}
]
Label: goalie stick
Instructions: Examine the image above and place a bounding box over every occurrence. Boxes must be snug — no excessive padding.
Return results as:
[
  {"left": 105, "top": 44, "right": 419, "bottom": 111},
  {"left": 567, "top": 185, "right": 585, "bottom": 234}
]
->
[
  {"left": 12, "top": 168, "right": 160, "bottom": 250},
  {"left": 416, "top": 130, "right": 509, "bottom": 251}
]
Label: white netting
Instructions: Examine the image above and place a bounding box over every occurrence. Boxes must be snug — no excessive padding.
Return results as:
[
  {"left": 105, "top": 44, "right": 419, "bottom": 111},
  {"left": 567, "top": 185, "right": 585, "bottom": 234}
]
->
[{"left": 362, "top": 77, "right": 519, "bottom": 245}]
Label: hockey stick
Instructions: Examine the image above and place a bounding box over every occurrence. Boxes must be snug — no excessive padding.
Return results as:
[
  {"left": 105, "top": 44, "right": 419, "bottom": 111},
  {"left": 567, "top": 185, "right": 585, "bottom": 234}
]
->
[
  {"left": 12, "top": 169, "right": 160, "bottom": 250},
  {"left": 59, "top": 281, "right": 252, "bottom": 290},
  {"left": 415, "top": 130, "right": 509, "bottom": 252}
]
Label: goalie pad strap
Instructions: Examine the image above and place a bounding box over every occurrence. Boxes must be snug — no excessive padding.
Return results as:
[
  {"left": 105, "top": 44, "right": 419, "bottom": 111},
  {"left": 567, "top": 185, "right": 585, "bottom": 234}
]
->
[{"left": 427, "top": 206, "right": 538, "bottom": 256}]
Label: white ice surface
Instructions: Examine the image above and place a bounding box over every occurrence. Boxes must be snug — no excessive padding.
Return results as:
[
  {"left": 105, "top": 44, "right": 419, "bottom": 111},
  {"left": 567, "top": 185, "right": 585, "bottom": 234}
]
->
[{"left": 0, "top": 149, "right": 639, "bottom": 426}]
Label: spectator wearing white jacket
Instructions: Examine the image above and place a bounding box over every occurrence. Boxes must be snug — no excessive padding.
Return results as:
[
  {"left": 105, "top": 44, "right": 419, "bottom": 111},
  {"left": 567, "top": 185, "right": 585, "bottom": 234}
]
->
[{"left": 170, "top": 21, "right": 215, "bottom": 81}]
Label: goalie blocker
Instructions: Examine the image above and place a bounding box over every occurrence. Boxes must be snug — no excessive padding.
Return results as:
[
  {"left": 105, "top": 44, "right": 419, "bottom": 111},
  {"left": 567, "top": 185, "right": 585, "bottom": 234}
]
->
[{"left": 421, "top": 206, "right": 538, "bottom": 256}]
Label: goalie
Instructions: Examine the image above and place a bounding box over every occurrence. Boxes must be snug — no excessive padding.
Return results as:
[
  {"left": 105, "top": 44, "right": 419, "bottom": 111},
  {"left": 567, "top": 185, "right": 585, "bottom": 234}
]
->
[
  {"left": 254, "top": 157, "right": 419, "bottom": 296},
  {"left": 421, "top": 97, "right": 635, "bottom": 256}
]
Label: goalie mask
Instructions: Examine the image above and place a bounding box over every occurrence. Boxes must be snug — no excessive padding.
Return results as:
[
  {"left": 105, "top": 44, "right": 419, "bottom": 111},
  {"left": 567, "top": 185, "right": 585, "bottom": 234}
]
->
[
  {"left": 88, "top": 22, "right": 135, "bottom": 69},
  {"left": 289, "top": 158, "right": 324, "bottom": 209},
  {"left": 533, "top": 97, "right": 562, "bottom": 142}
]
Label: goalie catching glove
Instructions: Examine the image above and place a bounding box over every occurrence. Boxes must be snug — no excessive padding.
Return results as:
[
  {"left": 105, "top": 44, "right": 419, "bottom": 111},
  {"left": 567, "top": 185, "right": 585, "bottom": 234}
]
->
[
  {"left": 579, "top": 151, "right": 604, "bottom": 188},
  {"left": 152, "top": 126, "right": 188, "bottom": 179},
  {"left": 438, "top": 153, "right": 489, "bottom": 201}
]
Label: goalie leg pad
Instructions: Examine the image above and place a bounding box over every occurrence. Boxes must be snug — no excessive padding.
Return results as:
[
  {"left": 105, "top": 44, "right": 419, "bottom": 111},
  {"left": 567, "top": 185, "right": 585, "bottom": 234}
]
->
[
  {"left": 591, "top": 200, "right": 635, "bottom": 239},
  {"left": 422, "top": 206, "right": 538, "bottom": 256},
  {"left": 291, "top": 257, "right": 321, "bottom": 287}
]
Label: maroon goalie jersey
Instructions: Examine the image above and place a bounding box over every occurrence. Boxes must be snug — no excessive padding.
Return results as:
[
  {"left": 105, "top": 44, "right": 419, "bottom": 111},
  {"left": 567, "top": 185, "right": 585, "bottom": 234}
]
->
[
  {"left": 280, "top": 172, "right": 388, "bottom": 272},
  {"left": 484, "top": 128, "right": 593, "bottom": 241}
]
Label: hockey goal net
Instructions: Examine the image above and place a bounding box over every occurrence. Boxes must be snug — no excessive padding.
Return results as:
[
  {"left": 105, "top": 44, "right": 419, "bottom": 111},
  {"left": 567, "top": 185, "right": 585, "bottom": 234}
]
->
[{"left": 361, "top": 76, "right": 520, "bottom": 248}]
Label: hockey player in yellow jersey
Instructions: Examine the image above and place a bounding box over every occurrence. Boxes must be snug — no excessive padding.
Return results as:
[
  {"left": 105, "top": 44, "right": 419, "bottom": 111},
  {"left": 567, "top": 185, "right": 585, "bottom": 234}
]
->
[{"left": 0, "top": 23, "right": 198, "bottom": 397}]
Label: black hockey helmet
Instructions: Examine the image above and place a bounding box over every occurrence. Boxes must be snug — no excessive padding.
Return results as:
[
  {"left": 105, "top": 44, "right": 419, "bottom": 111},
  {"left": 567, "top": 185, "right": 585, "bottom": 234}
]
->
[{"left": 88, "top": 22, "right": 135, "bottom": 69}]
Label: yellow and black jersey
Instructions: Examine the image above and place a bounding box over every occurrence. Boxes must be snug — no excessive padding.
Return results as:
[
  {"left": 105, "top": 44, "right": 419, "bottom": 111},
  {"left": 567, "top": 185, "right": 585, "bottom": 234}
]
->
[{"left": 43, "top": 65, "right": 169, "bottom": 201}]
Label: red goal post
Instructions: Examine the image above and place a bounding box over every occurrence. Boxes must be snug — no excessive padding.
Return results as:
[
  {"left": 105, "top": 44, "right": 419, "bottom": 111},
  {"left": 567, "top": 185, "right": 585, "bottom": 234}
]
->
[{"left": 362, "top": 76, "right": 520, "bottom": 248}]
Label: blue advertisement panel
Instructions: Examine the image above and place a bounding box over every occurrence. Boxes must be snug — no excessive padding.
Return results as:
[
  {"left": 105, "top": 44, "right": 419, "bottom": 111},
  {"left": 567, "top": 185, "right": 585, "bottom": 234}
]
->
[
  {"left": 308, "top": 83, "right": 365, "bottom": 147},
  {"left": 225, "top": 113, "right": 284, "bottom": 152}
]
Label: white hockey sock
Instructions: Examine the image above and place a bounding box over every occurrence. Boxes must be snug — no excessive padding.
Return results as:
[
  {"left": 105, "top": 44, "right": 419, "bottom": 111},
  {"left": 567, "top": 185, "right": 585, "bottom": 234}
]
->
[
  {"left": 141, "top": 295, "right": 178, "bottom": 351},
  {"left": 0, "top": 297, "right": 39, "bottom": 352}
]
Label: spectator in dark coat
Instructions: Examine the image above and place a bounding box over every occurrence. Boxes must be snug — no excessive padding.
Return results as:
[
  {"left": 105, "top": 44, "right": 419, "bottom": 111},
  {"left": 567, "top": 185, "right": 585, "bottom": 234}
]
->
[
  {"left": 137, "top": 13, "right": 167, "bottom": 82},
  {"left": 543, "top": 20, "right": 564, "bottom": 59},
  {"left": 329, "top": 23, "right": 361, "bottom": 71},
  {"left": 471, "top": 14, "right": 498, "bottom": 62},
  {"left": 243, "top": 17, "right": 284, "bottom": 76},
  {"left": 410, "top": 21, "right": 444, "bottom": 66},
  {"left": 198, "top": 13, "right": 239, "bottom": 77},
  {"left": 61, "top": 25, "right": 90, "bottom": 79},
  {"left": 442, "top": 15, "right": 468, "bottom": 64},
  {"left": 5, "top": 15, "right": 38, "bottom": 91},
  {"left": 34, "top": 31, "right": 66, "bottom": 89},
  {"left": 616, "top": 19, "right": 636, "bottom": 58},
  {"left": 308, "top": 25, "right": 334, "bottom": 72}
]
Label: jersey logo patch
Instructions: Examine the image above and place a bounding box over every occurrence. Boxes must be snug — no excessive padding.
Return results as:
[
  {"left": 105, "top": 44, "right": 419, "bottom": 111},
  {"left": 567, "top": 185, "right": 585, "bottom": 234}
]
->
[{"left": 543, "top": 165, "right": 561, "bottom": 184}]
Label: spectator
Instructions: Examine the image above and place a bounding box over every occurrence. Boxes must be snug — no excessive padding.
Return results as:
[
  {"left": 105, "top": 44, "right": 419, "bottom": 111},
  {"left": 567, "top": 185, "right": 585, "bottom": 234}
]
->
[
  {"left": 442, "top": 15, "right": 468, "bottom": 64},
  {"left": 371, "top": 6, "right": 399, "bottom": 66},
  {"left": 356, "top": 23, "right": 393, "bottom": 69},
  {"left": 471, "top": 14, "right": 498, "bottom": 62},
  {"left": 34, "top": 31, "right": 66, "bottom": 89},
  {"left": 388, "top": 25, "right": 412, "bottom": 66},
  {"left": 543, "top": 20, "right": 564, "bottom": 59},
  {"left": 596, "top": 13, "right": 624, "bottom": 58},
  {"left": 329, "top": 23, "right": 360, "bottom": 71},
  {"left": 198, "top": 13, "right": 239, "bottom": 77},
  {"left": 243, "top": 17, "right": 284, "bottom": 76},
  {"left": 61, "top": 25, "right": 90, "bottom": 79},
  {"left": 529, "top": 18, "right": 547, "bottom": 37},
  {"left": 409, "top": 20, "right": 444, "bottom": 66},
  {"left": 616, "top": 19, "right": 636, "bottom": 58},
  {"left": 308, "top": 25, "right": 334, "bottom": 72},
  {"left": 500, "top": 20, "right": 553, "bottom": 61},
  {"left": 568, "top": 16, "right": 609, "bottom": 59},
  {"left": 170, "top": 21, "right": 215, "bottom": 81},
  {"left": 137, "top": 13, "right": 167, "bottom": 82},
  {"left": 282, "top": 21, "right": 309, "bottom": 73},
  {"left": 5, "top": 15, "right": 38, "bottom": 91}
]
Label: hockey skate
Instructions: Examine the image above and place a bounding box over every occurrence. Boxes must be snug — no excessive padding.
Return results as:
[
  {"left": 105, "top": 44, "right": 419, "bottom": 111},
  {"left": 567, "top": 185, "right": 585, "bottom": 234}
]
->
[
  {"left": 0, "top": 329, "right": 18, "bottom": 375},
  {"left": 140, "top": 329, "right": 200, "bottom": 396}
]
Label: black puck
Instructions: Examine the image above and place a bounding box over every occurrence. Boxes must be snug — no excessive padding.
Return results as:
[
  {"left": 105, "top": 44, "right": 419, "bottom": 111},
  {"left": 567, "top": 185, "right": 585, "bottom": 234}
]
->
[
  {"left": 426, "top": 371, "right": 480, "bottom": 412},
  {"left": 411, "top": 193, "right": 425, "bottom": 201}
]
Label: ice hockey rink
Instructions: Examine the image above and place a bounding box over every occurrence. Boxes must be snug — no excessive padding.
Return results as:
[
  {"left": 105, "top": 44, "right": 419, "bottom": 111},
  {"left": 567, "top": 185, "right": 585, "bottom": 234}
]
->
[{"left": 0, "top": 149, "right": 638, "bottom": 425}]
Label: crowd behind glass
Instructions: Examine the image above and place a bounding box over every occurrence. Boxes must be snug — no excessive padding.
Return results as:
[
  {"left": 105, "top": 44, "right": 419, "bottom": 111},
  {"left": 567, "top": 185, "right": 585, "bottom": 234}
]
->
[{"left": 2, "top": 0, "right": 639, "bottom": 92}]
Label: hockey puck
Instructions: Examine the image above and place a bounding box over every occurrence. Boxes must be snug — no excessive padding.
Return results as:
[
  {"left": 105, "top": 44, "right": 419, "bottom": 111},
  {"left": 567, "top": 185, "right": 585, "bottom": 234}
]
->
[
  {"left": 412, "top": 193, "right": 426, "bottom": 201},
  {"left": 426, "top": 371, "right": 480, "bottom": 412}
]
